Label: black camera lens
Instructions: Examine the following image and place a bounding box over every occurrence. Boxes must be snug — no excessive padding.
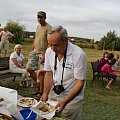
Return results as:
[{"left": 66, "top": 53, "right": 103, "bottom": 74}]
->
[{"left": 53, "top": 85, "right": 64, "bottom": 95}]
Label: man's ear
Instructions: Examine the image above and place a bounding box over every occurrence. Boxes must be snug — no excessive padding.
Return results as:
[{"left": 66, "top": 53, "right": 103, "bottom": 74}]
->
[{"left": 63, "top": 37, "right": 68, "bottom": 42}]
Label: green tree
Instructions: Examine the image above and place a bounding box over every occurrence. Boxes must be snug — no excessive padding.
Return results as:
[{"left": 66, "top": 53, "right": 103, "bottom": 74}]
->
[
  {"left": 98, "top": 30, "right": 119, "bottom": 50},
  {"left": 114, "top": 37, "right": 120, "bottom": 51},
  {"left": 6, "top": 20, "right": 26, "bottom": 43}
]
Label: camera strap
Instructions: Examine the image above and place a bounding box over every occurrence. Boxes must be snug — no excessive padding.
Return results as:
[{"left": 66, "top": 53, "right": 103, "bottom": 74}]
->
[{"left": 54, "top": 45, "right": 67, "bottom": 85}]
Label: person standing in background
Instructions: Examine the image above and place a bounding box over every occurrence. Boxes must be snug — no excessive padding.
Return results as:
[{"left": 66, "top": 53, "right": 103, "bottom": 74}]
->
[
  {"left": 26, "top": 11, "right": 52, "bottom": 98},
  {"left": 0, "top": 27, "right": 14, "bottom": 57}
]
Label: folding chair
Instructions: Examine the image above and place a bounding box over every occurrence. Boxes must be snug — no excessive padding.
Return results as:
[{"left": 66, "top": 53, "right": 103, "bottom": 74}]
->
[{"left": 91, "top": 61, "right": 108, "bottom": 87}]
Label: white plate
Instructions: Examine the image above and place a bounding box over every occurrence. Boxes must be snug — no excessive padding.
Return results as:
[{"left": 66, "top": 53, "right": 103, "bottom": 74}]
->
[{"left": 17, "top": 97, "right": 38, "bottom": 108}]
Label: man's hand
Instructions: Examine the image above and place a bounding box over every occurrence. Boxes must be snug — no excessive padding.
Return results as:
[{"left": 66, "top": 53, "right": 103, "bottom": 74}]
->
[
  {"left": 55, "top": 98, "right": 67, "bottom": 113},
  {"left": 40, "top": 93, "right": 48, "bottom": 102},
  {"left": 39, "top": 55, "right": 45, "bottom": 64}
]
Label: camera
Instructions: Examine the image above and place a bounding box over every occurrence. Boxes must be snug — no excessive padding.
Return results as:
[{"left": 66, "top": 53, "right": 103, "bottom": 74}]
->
[{"left": 53, "top": 85, "right": 64, "bottom": 95}]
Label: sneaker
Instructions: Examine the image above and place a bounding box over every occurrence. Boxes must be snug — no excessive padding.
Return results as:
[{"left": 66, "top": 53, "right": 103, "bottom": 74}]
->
[{"left": 34, "top": 93, "right": 42, "bottom": 101}]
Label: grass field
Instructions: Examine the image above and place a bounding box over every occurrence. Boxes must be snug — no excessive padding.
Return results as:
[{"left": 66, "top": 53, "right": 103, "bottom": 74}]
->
[{"left": 1, "top": 43, "right": 120, "bottom": 120}]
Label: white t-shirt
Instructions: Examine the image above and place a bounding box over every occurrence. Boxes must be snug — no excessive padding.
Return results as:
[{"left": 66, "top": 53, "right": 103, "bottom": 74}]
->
[
  {"left": 44, "top": 42, "right": 87, "bottom": 101},
  {"left": 9, "top": 52, "right": 24, "bottom": 70}
]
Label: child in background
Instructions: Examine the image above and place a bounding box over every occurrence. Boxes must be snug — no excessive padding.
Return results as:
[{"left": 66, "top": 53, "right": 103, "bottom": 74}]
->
[
  {"left": 97, "top": 52, "right": 109, "bottom": 71},
  {"left": 101, "top": 58, "right": 120, "bottom": 90}
]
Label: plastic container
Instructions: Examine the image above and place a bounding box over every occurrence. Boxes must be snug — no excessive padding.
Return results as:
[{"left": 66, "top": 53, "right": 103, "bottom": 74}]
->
[
  {"left": 6, "top": 103, "right": 24, "bottom": 120},
  {"left": 12, "top": 108, "right": 37, "bottom": 120}
]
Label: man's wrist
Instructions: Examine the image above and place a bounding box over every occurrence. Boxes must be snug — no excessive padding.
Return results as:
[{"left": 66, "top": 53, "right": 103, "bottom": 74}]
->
[{"left": 63, "top": 96, "right": 70, "bottom": 104}]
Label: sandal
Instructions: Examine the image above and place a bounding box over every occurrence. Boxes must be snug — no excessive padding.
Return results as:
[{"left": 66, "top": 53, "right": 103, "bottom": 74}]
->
[{"left": 34, "top": 93, "right": 43, "bottom": 101}]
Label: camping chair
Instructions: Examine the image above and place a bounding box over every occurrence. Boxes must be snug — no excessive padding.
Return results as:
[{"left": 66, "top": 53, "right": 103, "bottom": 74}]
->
[{"left": 91, "top": 60, "right": 108, "bottom": 87}]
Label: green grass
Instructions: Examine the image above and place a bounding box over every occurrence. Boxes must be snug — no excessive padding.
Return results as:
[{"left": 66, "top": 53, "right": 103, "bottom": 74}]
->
[
  {"left": 83, "top": 62, "right": 120, "bottom": 120},
  {"left": 1, "top": 43, "right": 120, "bottom": 120}
]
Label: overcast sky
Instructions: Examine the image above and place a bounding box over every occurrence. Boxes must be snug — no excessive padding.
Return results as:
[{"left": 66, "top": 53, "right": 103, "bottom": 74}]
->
[{"left": 0, "top": 0, "right": 120, "bottom": 41}]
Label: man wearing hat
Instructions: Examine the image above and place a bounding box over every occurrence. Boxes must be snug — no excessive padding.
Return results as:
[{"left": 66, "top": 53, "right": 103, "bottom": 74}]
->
[{"left": 27, "top": 11, "right": 52, "bottom": 97}]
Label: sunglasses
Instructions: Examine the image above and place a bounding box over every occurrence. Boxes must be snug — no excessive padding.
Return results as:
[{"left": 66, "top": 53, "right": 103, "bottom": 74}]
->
[{"left": 37, "top": 16, "right": 43, "bottom": 19}]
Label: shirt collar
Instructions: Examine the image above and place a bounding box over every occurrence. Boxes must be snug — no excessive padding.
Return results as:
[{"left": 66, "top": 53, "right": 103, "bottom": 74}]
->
[{"left": 66, "top": 42, "right": 72, "bottom": 56}]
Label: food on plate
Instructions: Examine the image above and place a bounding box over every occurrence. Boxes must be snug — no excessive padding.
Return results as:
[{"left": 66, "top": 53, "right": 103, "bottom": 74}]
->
[
  {"left": 19, "top": 98, "right": 35, "bottom": 107},
  {"left": 0, "top": 97, "right": 4, "bottom": 102},
  {"left": 39, "top": 103, "right": 55, "bottom": 112}
]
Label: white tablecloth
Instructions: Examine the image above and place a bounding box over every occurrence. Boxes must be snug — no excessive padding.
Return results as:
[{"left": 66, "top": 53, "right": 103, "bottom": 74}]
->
[{"left": 0, "top": 86, "right": 17, "bottom": 115}]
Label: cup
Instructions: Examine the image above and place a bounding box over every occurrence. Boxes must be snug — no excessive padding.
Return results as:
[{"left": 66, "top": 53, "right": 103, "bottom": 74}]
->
[{"left": 6, "top": 103, "right": 24, "bottom": 120}]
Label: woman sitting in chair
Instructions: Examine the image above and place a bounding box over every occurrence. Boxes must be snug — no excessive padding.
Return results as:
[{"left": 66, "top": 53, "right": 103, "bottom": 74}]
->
[{"left": 9, "top": 44, "right": 30, "bottom": 86}]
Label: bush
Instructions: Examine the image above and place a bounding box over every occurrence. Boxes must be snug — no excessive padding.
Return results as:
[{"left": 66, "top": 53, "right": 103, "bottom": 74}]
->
[
  {"left": 23, "top": 38, "right": 34, "bottom": 43},
  {"left": 76, "top": 43, "right": 95, "bottom": 49}
]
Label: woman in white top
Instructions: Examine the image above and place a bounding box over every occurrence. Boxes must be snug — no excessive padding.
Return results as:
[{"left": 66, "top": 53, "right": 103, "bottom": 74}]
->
[{"left": 9, "top": 44, "right": 29, "bottom": 86}]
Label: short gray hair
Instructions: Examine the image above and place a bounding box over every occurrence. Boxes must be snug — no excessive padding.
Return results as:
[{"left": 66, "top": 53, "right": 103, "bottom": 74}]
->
[
  {"left": 14, "top": 44, "right": 22, "bottom": 52},
  {"left": 48, "top": 26, "right": 68, "bottom": 40}
]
